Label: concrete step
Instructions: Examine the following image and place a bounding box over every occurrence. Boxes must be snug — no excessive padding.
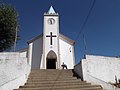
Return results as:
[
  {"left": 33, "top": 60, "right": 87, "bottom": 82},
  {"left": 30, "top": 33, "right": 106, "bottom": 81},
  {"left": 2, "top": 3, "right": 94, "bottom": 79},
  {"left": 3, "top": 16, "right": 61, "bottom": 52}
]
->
[
  {"left": 29, "top": 75, "right": 74, "bottom": 77},
  {"left": 29, "top": 72, "right": 73, "bottom": 75},
  {"left": 20, "top": 85, "right": 101, "bottom": 89},
  {"left": 30, "top": 71, "right": 73, "bottom": 73},
  {"left": 20, "top": 84, "right": 101, "bottom": 88},
  {"left": 24, "top": 82, "right": 91, "bottom": 86},
  {"left": 30, "top": 71, "right": 73, "bottom": 75},
  {"left": 25, "top": 81, "right": 87, "bottom": 85},
  {"left": 27, "top": 78, "right": 79, "bottom": 82},
  {"left": 31, "top": 71, "right": 73, "bottom": 75},
  {"left": 30, "top": 73, "right": 73, "bottom": 76},
  {"left": 27, "top": 79, "right": 83, "bottom": 83},
  {"left": 27, "top": 78, "right": 77, "bottom": 81},
  {"left": 14, "top": 87, "right": 102, "bottom": 90},
  {"left": 31, "top": 69, "right": 73, "bottom": 71},
  {"left": 30, "top": 72, "right": 73, "bottom": 74},
  {"left": 29, "top": 75, "right": 73, "bottom": 77},
  {"left": 28, "top": 76, "right": 77, "bottom": 79},
  {"left": 29, "top": 73, "right": 73, "bottom": 75},
  {"left": 30, "top": 70, "right": 73, "bottom": 75},
  {"left": 28, "top": 76, "right": 74, "bottom": 79},
  {"left": 30, "top": 70, "right": 73, "bottom": 73},
  {"left": 14, "top": 69, "right": 103, "bottom": 90}
]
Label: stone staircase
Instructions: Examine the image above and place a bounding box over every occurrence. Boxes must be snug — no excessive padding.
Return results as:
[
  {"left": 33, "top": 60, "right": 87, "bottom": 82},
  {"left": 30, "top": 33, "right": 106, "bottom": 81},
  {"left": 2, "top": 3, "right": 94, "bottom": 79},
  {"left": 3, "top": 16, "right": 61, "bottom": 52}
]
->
[{"left": 14, "top": 69, "right": 103, "bottom": 90}]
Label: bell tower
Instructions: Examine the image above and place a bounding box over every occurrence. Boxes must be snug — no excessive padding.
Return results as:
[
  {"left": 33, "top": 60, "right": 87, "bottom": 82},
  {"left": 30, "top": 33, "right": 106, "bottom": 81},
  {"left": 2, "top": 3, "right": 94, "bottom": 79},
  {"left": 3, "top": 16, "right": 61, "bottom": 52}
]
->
[{"left": 43, "top": 6, "right": 60, "bottom": 69}]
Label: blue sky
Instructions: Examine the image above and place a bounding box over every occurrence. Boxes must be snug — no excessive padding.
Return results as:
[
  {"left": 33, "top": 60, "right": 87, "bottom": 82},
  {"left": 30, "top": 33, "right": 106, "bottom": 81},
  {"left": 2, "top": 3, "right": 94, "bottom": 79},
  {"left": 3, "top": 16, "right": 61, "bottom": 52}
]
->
[{"left": 2, "top": 0, "right": 120, "bottom": 63}]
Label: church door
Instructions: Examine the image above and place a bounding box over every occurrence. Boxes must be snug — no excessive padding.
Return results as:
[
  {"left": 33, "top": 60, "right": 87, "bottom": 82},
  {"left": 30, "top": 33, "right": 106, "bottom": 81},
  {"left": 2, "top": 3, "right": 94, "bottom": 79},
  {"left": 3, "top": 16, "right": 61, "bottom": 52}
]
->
[
  {"left": 46, "top": 50, "right": 57, "bottom": 69},
  {"left": 47, "top": 59, "right": 56, "bottom": 69}
]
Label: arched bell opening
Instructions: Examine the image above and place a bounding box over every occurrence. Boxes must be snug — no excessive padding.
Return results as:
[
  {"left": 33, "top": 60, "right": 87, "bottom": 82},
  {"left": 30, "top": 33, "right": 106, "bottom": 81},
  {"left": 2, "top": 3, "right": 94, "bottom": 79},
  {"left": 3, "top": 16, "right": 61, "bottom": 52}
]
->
[{"left": 46, "top": 50, "right": 57, "bottom": 69}]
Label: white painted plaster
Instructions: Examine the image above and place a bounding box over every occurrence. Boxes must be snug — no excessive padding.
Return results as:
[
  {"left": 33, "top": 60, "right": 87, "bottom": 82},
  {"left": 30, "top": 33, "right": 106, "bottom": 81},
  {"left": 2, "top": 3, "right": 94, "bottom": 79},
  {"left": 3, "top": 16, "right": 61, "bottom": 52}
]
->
[
  {"left": 59, "top": 38, "right": 75, "bottom": 69},
  {"left": 0, "top": 52, "right": 30, "bottom": 90},
  {"left": 82, "top": 55, "right": 120, "bottom": 83},
  {"left": 40, "top": 54, "right": 44, "bottom": 69},
  {"left": 43, "top": 14, "right": 59, "bottom": 69},
  {"left": 20, "top": 51, "right": 27, "bottom": 57},
  {"left": 74, "top": 60, "right": 120, "bottom": 90},
  {"left": 0, "top": 52, "right": 20, "bottom": 60},
  {"left": 74, "top": 58, "right": 120, "bottom": 90},
  {"left": 31, "top": 37, "right": 43, "bottom": 69},
  {"left": 84, "top": 73, "right": 120, "bottom": 90},
  {"left": 74, "top": 54, "right": 120, "bottom": 89},
  {"left": 28, "top": 43, "right": 33, "bottom": 66}
]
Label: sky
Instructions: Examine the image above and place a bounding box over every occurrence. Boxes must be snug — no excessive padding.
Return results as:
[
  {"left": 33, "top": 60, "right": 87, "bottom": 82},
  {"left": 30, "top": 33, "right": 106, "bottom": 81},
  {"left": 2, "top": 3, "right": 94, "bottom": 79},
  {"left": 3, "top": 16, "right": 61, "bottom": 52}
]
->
[{"left": 2, "top": 0, "right": 120, "bottom": 63}]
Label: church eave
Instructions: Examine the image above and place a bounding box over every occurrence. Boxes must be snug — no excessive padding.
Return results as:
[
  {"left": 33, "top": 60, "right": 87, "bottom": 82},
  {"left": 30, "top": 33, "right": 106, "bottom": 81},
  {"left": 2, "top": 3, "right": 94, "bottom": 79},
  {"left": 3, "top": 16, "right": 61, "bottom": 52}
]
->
[
  {"left": 59, "top": 33, "right": 75, "bottom": 45},
  {"left": 27, "top": 34, "right": 43, "bottom": 44},
  {"left": 27, "top": 33, "right": 75, "bottom": 45}
]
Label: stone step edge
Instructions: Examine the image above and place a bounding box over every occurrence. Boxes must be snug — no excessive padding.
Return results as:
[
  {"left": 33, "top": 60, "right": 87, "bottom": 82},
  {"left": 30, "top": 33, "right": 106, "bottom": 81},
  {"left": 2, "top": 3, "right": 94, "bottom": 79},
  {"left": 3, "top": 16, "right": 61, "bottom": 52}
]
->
[
  {"left": 14, "top": 86, "right": 102, "bottom": 90},
  {"left": 24, "top": 82, "right": 91, "bottom": 86},
  {"left": 20, "top": 84, "right": 101, "bottom": 88}
]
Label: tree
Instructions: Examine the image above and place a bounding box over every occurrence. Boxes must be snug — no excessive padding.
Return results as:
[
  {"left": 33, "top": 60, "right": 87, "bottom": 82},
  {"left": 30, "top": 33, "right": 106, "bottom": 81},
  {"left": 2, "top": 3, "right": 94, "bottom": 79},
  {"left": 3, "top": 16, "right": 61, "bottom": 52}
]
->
[{"left": 0, "top": 3, "right": 19, "bottom": 52}]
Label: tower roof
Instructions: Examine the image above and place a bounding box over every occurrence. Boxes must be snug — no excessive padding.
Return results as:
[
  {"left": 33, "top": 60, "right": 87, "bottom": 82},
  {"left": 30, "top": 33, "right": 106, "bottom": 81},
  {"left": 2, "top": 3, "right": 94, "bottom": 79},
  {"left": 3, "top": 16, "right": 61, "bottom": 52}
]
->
[{"left": 47, "top": 6, "right": 56, "bottom": 14}]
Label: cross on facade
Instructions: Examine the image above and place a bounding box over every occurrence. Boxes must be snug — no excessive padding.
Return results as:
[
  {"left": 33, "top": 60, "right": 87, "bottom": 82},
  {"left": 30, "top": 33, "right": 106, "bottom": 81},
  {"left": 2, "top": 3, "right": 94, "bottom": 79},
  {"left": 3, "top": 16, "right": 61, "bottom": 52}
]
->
[{"left": 46, "top": 32, "right": 57, "bottom": 45}]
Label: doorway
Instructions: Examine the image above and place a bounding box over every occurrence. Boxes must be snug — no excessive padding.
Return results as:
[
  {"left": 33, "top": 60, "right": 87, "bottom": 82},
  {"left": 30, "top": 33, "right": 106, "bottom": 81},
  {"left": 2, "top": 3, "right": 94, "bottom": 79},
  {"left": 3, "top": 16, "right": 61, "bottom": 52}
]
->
[
  {"left": 47, "top": 59, "right": 56, "bottom": 69},
  {"left": 46, "top": 50, "right": 57, "bottom": 69}
]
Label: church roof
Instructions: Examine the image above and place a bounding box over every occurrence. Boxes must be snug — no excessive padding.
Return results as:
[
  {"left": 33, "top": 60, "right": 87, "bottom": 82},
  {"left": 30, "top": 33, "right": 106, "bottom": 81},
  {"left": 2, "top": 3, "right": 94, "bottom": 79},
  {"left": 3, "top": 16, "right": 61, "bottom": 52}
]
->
[
  {"left": 47, "top": 6, "right": 56, "bottom": 14},
  {"left": 27, "top": 34, "right": 43, "bottom": 44},
  {"left": 27, "top": 33, "right": 75, "bottom": 45},
  {"left": 59, "top": 34, "right": 75, "bottom": 45}
]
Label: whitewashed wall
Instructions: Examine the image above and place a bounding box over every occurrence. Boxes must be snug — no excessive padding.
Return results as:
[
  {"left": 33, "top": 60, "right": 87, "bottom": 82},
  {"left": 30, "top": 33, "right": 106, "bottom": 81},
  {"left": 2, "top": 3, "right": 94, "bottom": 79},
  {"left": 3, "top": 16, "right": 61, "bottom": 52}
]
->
[
  {"left": 43, "top": 15, "right": 60, "bottom": 69},
  {"left": 0, "top": 52, "right": 30, "bottom": 90},
  {"left": 82, "top": 55, "right": 120, "bottom": 83},
  {"left": 74, "top": 54, "right": 120, "bottom": 90},
  {"left": 28, "top": 43, "right": 33, "bottom": 66},
  {"left": 31, "top": 37, "right": 43, "bottom": 69},
  {"left": 59, "top": 38, "right": 75, "bottom": 69},
  {"left": 20, "top": 51, "right": 27, "bottom": 57}
]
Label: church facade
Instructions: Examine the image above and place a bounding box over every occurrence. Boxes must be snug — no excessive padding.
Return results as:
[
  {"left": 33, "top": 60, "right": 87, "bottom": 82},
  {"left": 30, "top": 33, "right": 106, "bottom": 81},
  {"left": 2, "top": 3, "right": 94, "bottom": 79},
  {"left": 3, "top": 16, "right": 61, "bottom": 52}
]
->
[{"left": 27, "top": 6, "right": 75, "bottom": 69}]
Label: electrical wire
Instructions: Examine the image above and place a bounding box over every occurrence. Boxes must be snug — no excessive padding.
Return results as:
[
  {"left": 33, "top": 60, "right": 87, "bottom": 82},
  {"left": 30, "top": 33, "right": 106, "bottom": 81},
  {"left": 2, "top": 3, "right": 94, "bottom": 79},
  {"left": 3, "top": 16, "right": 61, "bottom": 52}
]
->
[{"left": 75, "top": 0, "right": 96, "bottom": 43}]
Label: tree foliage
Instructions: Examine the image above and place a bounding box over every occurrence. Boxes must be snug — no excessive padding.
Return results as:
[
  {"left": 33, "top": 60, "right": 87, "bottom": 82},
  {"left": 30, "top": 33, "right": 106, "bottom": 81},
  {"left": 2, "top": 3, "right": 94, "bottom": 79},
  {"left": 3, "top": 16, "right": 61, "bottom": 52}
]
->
[{"left": 0, "top": 3, "right": 19, "bottom": 52}]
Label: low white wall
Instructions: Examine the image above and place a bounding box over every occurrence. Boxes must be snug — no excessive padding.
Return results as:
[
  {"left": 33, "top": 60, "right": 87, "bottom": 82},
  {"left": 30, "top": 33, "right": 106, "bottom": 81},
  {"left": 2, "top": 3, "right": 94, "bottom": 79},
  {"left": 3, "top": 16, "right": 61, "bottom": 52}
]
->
[
  {"left": 83, "top": 55, "right": 120, "bottom": 83},
  {"left": 20, "top": 51, "right": 27, "bottom": 57},
  {"left": 84, "top": 73, "right": 120, "bottom": 90},
  {"left": 0, "top": 52, "right": 31, "bottom": 90},
  {"left": 74, "top": 54, "right": 120, "bottom": 90},
  {"left": 0, "top": 52, "right": 20, "bottom": 60}
]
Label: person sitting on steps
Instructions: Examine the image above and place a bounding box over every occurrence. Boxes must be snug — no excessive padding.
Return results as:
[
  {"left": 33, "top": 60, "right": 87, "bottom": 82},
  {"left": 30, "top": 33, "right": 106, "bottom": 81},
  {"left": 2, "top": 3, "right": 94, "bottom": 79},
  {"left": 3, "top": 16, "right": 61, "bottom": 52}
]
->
[{"left": 61, "top": 62, "right": 67, "bottom": 69}]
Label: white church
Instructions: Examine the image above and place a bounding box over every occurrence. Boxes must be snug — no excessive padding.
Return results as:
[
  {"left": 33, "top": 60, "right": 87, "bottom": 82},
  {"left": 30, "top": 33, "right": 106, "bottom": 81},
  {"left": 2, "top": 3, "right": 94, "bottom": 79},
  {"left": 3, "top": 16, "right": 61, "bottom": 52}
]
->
[
  {"left": 26, "top": 6, "right": 75, "bottom": 69},
  {"left": 0, "top": 6, "right": 120, "bottom": 90}
]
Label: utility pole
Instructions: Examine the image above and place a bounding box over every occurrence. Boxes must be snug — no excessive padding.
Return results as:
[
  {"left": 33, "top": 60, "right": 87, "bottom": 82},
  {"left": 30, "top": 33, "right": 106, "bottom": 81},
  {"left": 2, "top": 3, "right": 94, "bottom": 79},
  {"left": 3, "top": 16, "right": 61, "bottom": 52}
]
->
[{"left": 13, "top": 26, "right": 18, "bottom": 52}]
